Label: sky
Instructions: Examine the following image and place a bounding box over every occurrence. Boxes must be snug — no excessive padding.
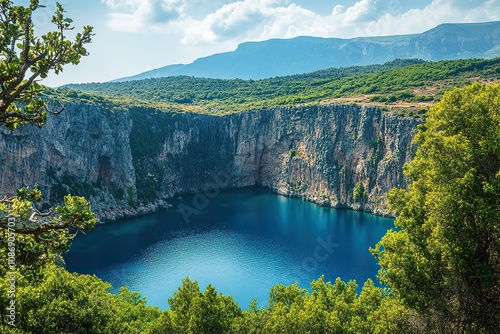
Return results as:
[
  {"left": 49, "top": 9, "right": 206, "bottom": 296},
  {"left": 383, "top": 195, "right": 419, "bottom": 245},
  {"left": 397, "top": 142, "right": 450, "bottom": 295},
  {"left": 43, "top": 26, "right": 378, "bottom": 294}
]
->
[{"left": 20, "top": 0, "right": 500, "bottom": 86}]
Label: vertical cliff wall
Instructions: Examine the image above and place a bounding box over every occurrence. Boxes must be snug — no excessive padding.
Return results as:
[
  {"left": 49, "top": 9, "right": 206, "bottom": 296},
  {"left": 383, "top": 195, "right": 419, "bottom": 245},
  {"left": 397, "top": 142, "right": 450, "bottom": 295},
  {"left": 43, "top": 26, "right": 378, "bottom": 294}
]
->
[
  {"left": 0, "top": 102, "right": 141, "bottom": 221},
  {"left": 0, "top": 102, "right": 420, "bottom": 221},
  {"left": 132, "top": 104, "right": 419, "bottom": 217}
]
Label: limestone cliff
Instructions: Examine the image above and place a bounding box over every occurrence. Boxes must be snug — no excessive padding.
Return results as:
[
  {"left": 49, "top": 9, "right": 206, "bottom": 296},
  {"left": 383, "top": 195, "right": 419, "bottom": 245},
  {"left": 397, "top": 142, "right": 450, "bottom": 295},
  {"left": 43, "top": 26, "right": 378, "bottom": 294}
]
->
[
  {"left": 0, "top": 101, "right": 420, "bottom": 221},
  {"left": 0, "top": 102, "right": 145, "bottom": 221}
]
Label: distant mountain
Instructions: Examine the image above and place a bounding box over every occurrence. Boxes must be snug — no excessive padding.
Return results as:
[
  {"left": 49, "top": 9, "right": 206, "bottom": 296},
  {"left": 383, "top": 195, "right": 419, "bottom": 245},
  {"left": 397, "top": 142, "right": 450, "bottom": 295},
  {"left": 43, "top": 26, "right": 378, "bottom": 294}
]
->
[{"left": 115, "top": 21, "right": 500, "bottom": 82}]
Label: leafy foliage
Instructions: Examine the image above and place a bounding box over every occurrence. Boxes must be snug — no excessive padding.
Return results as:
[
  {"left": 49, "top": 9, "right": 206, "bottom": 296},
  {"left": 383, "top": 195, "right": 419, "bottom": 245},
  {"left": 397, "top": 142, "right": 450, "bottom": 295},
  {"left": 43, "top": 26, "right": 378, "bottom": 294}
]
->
[
  {"left": 0, "top": 185, "right": 96, "bottom": 276},
  {"left": 0, "top": 3, "right": 98, "bottom": 331},
  {"left": 371, "top": 83, "right": 500, "bottom": 333},
  {"left": 353, "top": 182, "right": 368, "bottom": 203},
  {"left": 1, "top": 265, "right": 160, "bottom": 333},
  {"left": 0, "top": 2, "right": 498, "bottom": 331},
  {"left": 0, "top": 0, "right": 93, "bottom": 129},
  {"left": 0, "top": 0, "right": 96, "bottom": 272},
  {"left": 1, "top": 266, "right": 413, "bottom": 333},
  {"left": 61, "top": 58, "right": 500, "bottom": 114}
]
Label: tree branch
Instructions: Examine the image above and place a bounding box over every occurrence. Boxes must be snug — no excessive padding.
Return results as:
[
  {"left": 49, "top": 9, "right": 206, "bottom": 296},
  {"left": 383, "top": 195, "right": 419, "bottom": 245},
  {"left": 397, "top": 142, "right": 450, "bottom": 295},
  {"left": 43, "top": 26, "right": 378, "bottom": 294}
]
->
[
  {"left": 0, "top": 210, "right": 84, "bottom": 235},
  {"left": 0, "top": 1, "right": 93, "bottom": 128}
]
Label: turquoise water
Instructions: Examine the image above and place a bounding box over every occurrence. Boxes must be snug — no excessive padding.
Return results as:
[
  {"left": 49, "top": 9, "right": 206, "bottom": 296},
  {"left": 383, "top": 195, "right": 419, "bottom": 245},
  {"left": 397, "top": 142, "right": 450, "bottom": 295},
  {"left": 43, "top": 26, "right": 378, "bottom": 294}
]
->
[{"left": 64, "top": 188, "right": 393, "bottom": 309}]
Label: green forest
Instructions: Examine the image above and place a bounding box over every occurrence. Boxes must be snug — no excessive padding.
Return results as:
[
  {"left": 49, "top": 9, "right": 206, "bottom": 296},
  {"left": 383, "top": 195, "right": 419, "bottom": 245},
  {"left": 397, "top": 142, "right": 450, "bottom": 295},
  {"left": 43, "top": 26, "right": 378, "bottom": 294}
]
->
[
  {"left": 1, "top": 1, "right": 499, "bottom": 333},
  {"left": 58, "top": 57, "right": 500, "bottom": 115}
]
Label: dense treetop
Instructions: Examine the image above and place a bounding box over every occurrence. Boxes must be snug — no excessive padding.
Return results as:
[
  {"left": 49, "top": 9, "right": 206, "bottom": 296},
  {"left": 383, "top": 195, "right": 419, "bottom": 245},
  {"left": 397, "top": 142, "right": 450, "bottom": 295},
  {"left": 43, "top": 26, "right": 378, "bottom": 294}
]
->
[{"left": 372, "top": 83, "right": 500, "bottom": 333}]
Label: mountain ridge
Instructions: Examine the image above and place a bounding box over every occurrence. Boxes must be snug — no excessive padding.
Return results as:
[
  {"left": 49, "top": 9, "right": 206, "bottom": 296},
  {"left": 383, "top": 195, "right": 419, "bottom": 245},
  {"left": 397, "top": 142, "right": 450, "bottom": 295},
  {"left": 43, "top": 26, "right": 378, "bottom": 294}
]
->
[{"left": 114, "top": 21, "right": 500, "bottom": 82}]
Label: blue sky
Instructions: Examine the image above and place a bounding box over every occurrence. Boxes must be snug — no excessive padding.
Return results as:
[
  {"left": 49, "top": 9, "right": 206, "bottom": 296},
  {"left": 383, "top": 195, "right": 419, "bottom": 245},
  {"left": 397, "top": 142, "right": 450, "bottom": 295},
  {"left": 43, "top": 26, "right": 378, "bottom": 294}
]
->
[{"left": 22, "top": 0, "right": 500, "bottom": 86}]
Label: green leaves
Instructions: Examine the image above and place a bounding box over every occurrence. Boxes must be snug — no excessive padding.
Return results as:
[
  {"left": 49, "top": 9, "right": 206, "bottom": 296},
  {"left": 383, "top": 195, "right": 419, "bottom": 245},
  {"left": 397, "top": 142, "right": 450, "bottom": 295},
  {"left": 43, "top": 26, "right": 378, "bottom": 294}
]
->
[
  {"left": 0, "top": 270, "right": 410, "bottom": 333},
  {"left": 56, "top": 194, "right": 97, "bottom": 229},
  {"left": 372, "top": 83, "right": 500, "bottom": 332},
  {"left": 353, "top": 182, "right": 368, "bottom": 203},
  {"left": 163, "top": 277, "right": 241, "bottom": 333},
  {"left": 0, "top": 186, "right": 96, "bottom": 276},
  {"left": 16, "top": 184, "right": 41, "bottom": 202},
  {"left": 0, "top": 0, "right": 93, "bottom": 129},
  {"left": 3, "top": 265, "right": 160, "bottom": 334},
  {"left": 62, "top": 58, "right": 500, "bottom": 115}
]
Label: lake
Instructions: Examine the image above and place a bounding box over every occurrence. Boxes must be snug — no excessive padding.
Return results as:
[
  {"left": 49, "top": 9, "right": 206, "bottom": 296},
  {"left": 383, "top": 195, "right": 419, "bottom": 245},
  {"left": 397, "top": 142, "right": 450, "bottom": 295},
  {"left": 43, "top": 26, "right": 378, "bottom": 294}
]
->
[{"left": 64, "top": 187, "right": 393, "bottom": 309}]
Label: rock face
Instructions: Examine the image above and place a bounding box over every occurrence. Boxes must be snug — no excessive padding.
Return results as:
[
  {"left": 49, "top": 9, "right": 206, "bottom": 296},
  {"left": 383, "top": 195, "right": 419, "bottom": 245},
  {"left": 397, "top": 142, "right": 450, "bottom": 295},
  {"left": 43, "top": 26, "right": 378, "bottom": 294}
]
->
[
  {"left": 0, "top": 103, "right": 142, "bottom": 221},
  {"left": 0, "top": 102, "right": 420, "bottom": 221}
]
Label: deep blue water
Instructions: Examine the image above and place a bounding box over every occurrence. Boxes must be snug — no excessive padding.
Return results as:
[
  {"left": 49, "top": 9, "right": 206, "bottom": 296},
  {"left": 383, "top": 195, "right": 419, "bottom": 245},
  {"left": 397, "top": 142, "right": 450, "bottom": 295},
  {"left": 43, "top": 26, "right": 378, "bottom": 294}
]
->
[{"left": 64, "top": 187, "right": 393, "bottom": 309}]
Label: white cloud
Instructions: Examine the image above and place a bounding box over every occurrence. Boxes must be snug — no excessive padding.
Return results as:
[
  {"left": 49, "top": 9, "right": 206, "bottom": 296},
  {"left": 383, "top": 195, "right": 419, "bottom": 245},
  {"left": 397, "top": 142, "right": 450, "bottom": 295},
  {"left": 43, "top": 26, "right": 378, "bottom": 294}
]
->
[
  {"left": 103, "top": 0, "right": 500, "bottom": 43},
  {"left": 181, "top": 0, "right": 319, "bottom": 44},
  {"left": 342, "top": 0, "right": 380, "bottom": 23},
  {"left": 102, "top": 0, "right": 185, "bottom": 32},
  {"left": 180, "top": 0, "right": 417, "bottom": 45},
  {"left": 351, "top": 0, "right": 500, "bottom": 37}
]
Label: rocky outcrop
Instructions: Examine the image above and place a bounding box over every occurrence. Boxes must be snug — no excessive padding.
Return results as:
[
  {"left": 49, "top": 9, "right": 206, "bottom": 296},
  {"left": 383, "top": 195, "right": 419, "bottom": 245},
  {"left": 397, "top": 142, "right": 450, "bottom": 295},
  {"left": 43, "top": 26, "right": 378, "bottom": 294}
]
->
[
  {"left": 0, "top": 102, "right": 163, "bottom": 221},
  {"left": 0, "top": 102, "right": 420, "bottom": 221}
]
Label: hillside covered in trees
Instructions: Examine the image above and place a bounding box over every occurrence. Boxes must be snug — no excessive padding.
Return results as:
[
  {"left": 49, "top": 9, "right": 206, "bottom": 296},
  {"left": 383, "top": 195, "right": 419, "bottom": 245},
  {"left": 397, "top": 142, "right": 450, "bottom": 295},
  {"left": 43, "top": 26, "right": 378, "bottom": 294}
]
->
[{"left": 60, "top": 57, "right": 500, "bottom": 116}]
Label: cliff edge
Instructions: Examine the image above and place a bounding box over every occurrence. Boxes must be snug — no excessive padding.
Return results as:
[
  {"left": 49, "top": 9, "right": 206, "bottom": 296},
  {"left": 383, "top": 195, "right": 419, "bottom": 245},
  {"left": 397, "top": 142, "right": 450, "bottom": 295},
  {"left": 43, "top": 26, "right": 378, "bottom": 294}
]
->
[{"left": 0, "top": 102, "right": 420, "bottom": 221}]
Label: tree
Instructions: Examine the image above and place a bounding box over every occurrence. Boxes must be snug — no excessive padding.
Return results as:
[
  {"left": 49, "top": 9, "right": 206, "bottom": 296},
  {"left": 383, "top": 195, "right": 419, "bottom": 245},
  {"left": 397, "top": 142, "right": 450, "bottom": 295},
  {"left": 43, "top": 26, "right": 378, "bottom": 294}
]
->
[
  {"left": 2, "top": 265, "right": 160, "bottom": 333},
  {"left": 164, "top": 277, "right": 242, "bottom": 334},
  {"left": 0, "top": 0, "right": 93, "bottom": 129},
  {"left": 0, "top": 0, "right": 95, "bottom": 272},
  {"left": 0, "top": 2, "right": 97, "bottom": 330},
  {"left": 0, "top": 185, "right": 96, "bottom": 275},
  {"left": 230, "top": 276, "right": 409, "bottom": 334},
  {"left": 353, "top": 182, "right": 368, "bottom": 203},
  {"left": 371, "top": 83, "right": 500, "bottom": 333}
]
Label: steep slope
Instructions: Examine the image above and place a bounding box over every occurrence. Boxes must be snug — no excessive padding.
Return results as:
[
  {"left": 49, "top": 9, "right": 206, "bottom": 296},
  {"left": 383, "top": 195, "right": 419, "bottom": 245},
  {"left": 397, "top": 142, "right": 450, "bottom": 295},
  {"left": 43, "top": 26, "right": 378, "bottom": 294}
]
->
[
  {"left": 0, "top": 102, "right": 419, "bottom": 221},
  {"left": 115, "top": 21, "right": 500, "bottom": 82}
]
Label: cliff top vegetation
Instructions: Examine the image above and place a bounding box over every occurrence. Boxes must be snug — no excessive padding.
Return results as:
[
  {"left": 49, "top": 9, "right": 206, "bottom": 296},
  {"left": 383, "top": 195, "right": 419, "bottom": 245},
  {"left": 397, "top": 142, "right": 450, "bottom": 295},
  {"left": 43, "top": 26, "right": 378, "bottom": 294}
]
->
[{"left": 54, "top": 57, "right": 500, "bottom": 117}]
